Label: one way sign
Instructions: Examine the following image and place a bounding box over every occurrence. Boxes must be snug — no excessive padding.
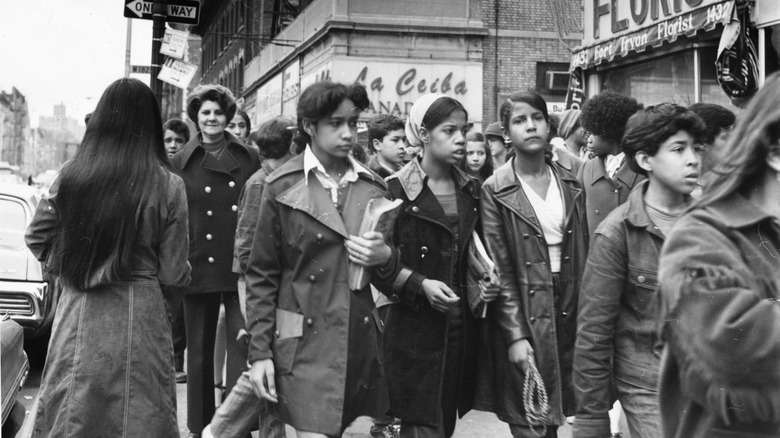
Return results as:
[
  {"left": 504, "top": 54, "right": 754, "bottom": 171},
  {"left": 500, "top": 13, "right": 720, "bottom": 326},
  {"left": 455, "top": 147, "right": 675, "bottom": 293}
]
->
[{"left": 124, "top": 0, "right": 201, "bottom": 25}]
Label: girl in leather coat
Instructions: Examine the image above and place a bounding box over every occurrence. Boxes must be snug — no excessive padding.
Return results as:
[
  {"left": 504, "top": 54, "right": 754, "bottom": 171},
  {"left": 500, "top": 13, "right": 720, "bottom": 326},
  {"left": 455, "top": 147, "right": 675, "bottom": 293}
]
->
[{"left": 478, "top": 91, "right": 588, "bottom": 438}]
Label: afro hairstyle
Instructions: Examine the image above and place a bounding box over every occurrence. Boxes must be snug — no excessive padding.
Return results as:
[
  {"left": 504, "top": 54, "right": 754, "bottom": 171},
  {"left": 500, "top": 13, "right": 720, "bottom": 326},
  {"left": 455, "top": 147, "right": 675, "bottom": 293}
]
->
[{"left": 580, "top": 90, "right": 643, "bottom": 141}]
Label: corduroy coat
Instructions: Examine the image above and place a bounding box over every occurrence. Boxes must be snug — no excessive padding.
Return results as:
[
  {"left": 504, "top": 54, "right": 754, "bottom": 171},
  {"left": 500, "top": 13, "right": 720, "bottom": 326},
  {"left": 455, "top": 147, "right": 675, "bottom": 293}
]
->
[
  {"left": 658, "top": 192, "right": 780, "bottom": 438},
  {"left": 477, "top": 158, "right": 588, "bottom": 426}
]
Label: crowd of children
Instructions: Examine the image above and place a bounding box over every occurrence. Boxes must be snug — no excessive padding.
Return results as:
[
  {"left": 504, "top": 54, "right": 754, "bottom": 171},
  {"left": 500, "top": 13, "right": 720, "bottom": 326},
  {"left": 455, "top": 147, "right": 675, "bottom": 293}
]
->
[{"left": 26, "top": 75, "right": 780, "bottom": 438}]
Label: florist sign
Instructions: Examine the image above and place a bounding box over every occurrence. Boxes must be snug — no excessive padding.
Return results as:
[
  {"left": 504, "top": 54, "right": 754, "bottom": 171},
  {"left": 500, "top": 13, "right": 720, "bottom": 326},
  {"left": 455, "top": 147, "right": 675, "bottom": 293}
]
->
[{"left": 572, "top": 0, "right": 733, "bottom": 70}]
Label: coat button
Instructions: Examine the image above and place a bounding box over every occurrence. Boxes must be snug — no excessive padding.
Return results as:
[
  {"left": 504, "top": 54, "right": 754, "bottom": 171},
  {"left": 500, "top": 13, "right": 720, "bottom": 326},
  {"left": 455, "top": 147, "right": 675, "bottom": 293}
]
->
[
  {"left": 614, "top": 189, "right": 618, "bottom": 193},
  {"left": 208, "top": 257, "right": 215, "bottom": 263},
  {"left": 316, "top": 233, "right": 323, "bottom": 241},
  {"left": 309, "top": 275, "right": 316, "bottom": 282},
  {"left": 229, "top": 181, "right": 236, "bottom": 187},
  {"left": 207, "top": 210, "right": 213, "bottom": 216},
  {"left": 363, "top": 316, "right": 370, "bottom": 325},
  {"left": 421, "top": 246, "right": 428, "bottom": 254},
  {"left": 231, "top": 205, "right": 238, "bottom": 212},
  {"left": 306, "top": 318, "right": 313, "bottom": 327},
  {"left": 274, "top": 330, "right": 280, "bottom": 338},
  {"left": 563, "top": 256, "right": 570, "bottom": 262},
  {"left": 594, "top": 209, "right": 600, "bottom": 215},
  {"left": 205, "top": 186, "right": 211, "bottom": 193},
  {"left": 529, "top": 289, "right": 535, "bottom": 295},
  {"left": 530, "top": 316, "right": 536, "bottom": 323},
  {"left": 637, "top": 275, "right": 646, "bottom": 283},
  {"left": 206, "top": 234, "right": 213, "bottom": 240},
  {"left": 567, "top": 229, "right": 572, "bottom": 234},
  {"left": 561, "top": 311, "right": 568, "bottom": 317},
  {"left": 536, "top": 234, "right": 542, "bottom": 239},
  {"left": 523, "top": 233, "right": 530, "bottom": 239},
  {"left": 412, "top": 206, "right": 419, "bottom": 212},
  {"left": 525, "top": 261, "right": 532, "bottom": 267}
]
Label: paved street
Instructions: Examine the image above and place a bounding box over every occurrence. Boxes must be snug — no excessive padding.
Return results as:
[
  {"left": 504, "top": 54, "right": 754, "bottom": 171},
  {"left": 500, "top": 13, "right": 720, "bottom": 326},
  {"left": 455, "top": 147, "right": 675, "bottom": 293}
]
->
[{"left": 16, "top": 361, "right": 576, "bottom": 437}]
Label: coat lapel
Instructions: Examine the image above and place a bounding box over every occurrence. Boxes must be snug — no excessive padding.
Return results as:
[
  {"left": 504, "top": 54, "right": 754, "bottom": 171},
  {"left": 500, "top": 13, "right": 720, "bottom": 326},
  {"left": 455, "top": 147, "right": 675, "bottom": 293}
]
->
[
  {"left": 492, "top": 162, "right": 545, "bottom": 236},
  {"left": 276, "top": 176, "right": 349, "bottom": 239},
  {"left": 199, "top": 147, "right": 241, "bottom": 175},
  {"left": 614, "top": 160, "right": 639, "bottom": 188},
  {"left": 587, "top": 156, "right": 609, "bottom": 186}
]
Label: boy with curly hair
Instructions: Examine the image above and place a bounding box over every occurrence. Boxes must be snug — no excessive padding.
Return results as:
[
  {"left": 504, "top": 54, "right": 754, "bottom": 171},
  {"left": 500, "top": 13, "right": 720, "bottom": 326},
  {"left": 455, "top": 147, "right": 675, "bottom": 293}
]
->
[
  {"left": 573, "top": 103, "right": 705, "bottom": 438},
  {"left": 577, "top": 90, "right": 644, "bottom": 237}
]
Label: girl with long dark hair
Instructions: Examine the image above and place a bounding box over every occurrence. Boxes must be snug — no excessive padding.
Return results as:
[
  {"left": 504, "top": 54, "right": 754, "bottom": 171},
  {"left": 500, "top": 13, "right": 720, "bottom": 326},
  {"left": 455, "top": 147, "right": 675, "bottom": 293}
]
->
[{"left": 25, "top": 78, "right": 191, "bottom": 436}]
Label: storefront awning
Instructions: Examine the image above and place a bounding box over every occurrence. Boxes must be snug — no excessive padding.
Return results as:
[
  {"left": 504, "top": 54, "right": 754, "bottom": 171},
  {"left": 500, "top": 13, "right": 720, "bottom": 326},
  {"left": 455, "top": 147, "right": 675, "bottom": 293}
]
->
[{"left": 571, "top": 0, "right": 735, "bottom": 71}]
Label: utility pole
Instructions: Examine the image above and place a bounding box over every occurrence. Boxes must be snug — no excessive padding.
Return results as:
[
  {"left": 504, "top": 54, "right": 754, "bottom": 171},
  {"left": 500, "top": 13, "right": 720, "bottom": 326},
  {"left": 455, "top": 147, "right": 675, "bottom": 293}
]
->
[
  {"left": 124, "top": 18, "right": 132, "bottom": 78},
  {"left": 150, "top": 0, "right": 167, "bottom": 107}
]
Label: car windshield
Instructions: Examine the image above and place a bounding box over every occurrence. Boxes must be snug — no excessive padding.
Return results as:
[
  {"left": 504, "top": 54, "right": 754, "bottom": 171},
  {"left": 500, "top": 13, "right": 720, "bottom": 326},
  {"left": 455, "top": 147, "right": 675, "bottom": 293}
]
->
[{"left": 0, "top": 198, "right": 27, "bottom": 250}]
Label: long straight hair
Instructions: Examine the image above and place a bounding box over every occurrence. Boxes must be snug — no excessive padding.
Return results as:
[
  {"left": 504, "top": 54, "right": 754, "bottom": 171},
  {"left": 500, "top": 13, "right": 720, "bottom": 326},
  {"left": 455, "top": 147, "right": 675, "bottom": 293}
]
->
[
  {"left": 54, "top": 78, "right": 170, "bottom": 289},
  {"left": 696, "top": 72, "right": 780, "bottom": 208}
]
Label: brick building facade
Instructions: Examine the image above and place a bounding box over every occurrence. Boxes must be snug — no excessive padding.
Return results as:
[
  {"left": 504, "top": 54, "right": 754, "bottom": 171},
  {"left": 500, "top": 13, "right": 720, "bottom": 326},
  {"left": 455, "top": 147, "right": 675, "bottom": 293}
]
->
[
  {"left": 185, "top": 0, "right": 583, "bottom": 131},
  {"left": 481, "top": 0, "right": 582, "bottom": 124}
]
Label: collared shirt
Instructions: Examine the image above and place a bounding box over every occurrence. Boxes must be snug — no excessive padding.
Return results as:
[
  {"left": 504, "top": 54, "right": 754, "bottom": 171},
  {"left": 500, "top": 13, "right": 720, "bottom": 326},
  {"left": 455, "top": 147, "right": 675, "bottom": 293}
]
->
[
  {"left": 303, "top": 145, "right": 371, "bottom": 205},
  {"left": 605, "top": 152, "right": 625, "bottom": 179}
]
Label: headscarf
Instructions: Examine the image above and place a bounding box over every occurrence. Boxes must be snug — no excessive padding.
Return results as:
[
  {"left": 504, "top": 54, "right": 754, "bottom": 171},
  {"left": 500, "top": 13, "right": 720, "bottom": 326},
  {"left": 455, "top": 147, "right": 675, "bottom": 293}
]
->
[
  {"left": 405, "top": 93, "right": 446, "bottom": 147},
  {"left": 558, "top": 109, "right": 581, "bottom": 140}
]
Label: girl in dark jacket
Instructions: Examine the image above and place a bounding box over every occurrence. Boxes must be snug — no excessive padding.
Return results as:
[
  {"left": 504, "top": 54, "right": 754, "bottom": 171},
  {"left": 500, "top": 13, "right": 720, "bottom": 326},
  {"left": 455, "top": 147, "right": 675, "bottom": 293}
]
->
[
  {"left": 373, "top": 94, "right": 498, "bottom": 438},
  {"left": 478, "top": 91, "right": 588, "bottom": 438},
  {"left": 656, "top": 72, "right": 780, "bottom": 438}
]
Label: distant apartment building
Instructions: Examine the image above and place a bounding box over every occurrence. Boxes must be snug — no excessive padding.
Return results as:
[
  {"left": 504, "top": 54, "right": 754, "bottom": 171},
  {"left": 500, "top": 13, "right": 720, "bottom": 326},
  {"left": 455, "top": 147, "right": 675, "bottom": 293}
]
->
[
  {"left": 36, "top": 104, "right": 85, "bottom": 172},
  {"left": 0, "top": 87, "right": 30, "bottom": 171}
]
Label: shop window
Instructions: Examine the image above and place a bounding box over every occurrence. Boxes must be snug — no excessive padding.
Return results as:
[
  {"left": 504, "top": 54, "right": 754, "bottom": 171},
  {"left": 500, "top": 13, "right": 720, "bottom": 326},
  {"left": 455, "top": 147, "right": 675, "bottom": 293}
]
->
[{"left": 601, "top": 51, "right": 696, "bottom": 106}]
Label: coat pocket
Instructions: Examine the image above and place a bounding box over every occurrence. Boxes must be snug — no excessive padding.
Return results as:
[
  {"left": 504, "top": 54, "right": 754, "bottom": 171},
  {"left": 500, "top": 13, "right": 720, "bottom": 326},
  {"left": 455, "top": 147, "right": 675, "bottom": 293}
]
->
[
  {"left": 272, "top": 308, "right": 303, "bottom": 374},
  {"left": 626, "top": 265, "right": 659, "bottom": 315}
]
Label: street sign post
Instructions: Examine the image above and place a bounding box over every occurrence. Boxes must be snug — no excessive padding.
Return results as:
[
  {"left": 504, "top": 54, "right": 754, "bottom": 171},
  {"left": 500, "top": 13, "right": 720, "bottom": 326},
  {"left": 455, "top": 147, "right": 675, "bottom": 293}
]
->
[
  {"left": 131, "top": 65, "right": 153, "bottom": 74},
  {"left": 124, "top": 0, "right": 200, "bottom": 25}
]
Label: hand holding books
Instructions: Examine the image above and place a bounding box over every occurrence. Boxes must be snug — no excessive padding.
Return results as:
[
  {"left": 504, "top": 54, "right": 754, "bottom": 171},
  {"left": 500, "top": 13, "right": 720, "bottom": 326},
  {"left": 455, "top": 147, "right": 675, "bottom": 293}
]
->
[
  {"left": 347, "top": 197, "right": 404, "bottom": 290},
  {"left": 466, "top": 231, "right": 500, "bottom": 318},
  {"left": 345, "top": 231, "right": 392, "bottom": 267}
]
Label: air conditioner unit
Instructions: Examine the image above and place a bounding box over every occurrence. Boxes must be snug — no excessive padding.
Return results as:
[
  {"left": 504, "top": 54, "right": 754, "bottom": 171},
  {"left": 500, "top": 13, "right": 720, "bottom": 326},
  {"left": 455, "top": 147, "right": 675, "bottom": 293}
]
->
[{"left": 546, "top": 71, "right": 570, "bottom": 90}]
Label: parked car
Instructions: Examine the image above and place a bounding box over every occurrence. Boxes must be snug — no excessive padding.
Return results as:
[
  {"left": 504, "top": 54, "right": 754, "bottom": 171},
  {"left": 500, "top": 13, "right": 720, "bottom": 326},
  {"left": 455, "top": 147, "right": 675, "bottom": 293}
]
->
[
  {"left": 1, "top": 316, "right": 29, "bottom": 437},
  {"left": 0, "top": 183, "right": 59, "bottom": 344}
]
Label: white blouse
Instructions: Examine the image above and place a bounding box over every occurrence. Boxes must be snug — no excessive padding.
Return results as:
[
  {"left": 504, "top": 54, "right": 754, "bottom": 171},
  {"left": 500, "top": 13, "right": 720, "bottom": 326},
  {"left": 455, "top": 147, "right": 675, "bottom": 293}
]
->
[{"left": 516, "top": 165, "right": 564, "bottom": 273}]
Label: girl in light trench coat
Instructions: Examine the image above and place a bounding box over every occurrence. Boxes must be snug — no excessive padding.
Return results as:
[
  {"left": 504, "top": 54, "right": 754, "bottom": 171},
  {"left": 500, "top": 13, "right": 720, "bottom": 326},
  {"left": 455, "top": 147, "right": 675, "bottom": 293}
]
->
[{"left": 244, "top": 81, "right": 392, "bottom": 437}]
